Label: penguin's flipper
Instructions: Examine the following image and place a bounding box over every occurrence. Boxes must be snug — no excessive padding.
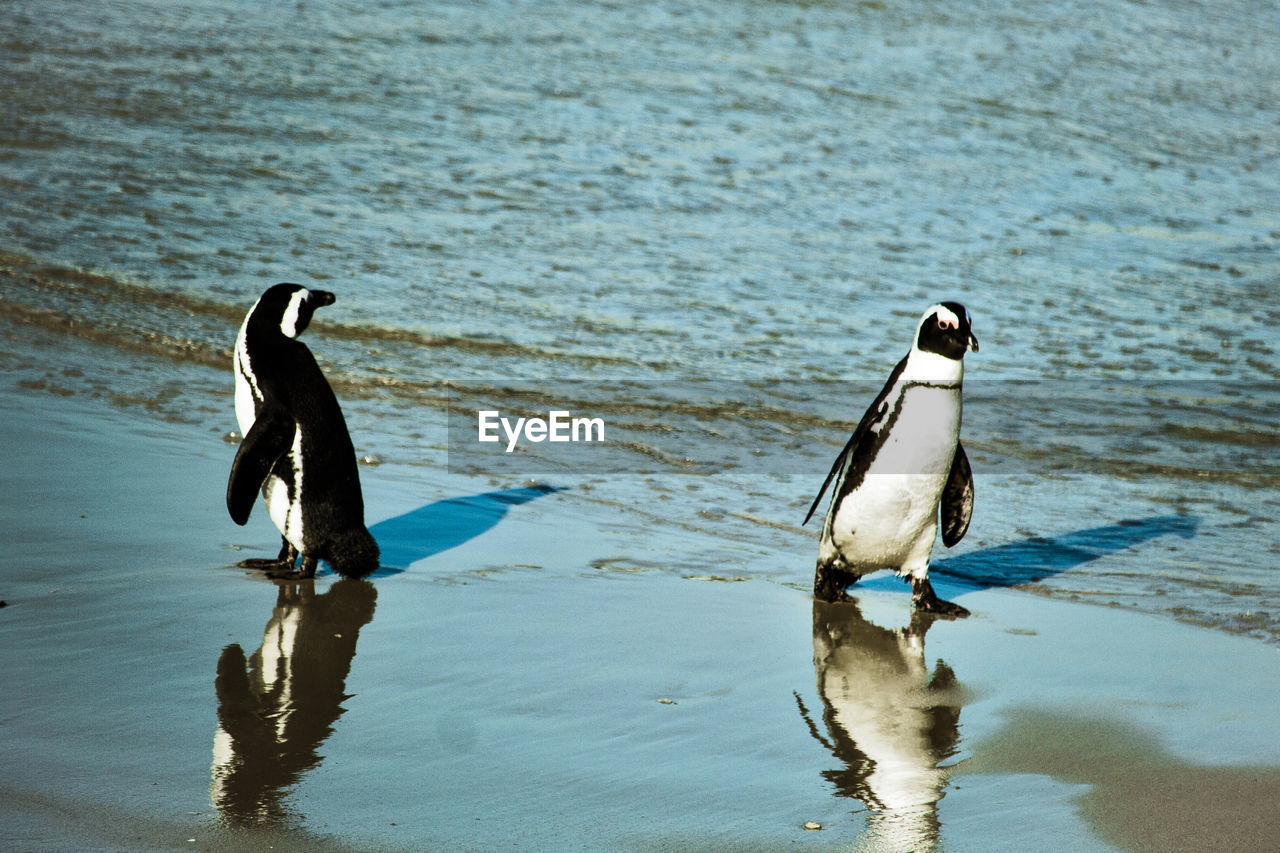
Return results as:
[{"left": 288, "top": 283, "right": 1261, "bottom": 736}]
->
[
  {"left": 227, "top": 405, "right": 294, "bottom": 525},
  {"left": 940, "top": 442, "right": 974, "bottom": 547},
  {"left": 803, "top": 356, "right": 908, "bottom": 526},
  {"left": 804, "top": 427, "right": 862, "bottom": 526}
]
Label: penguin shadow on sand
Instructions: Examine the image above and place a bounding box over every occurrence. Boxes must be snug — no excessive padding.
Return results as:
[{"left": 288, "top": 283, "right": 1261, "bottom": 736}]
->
[
  {"left": 797, "top": 599, "right": 964, "bottom": 853},
  {"left": 368, "top": 484, "right": 563, "bottom": 577},
  {"left": 929, "top": 514, "right": 1200, "bottom": 595},
  {"left": 211, "top": 578, "right": 377, "bottom": 826},
  {"left": 843, "top": 514, "right": 1201, "bottom": 601},
  {"left": 233, "top": 485, "right": 563, "bottom": 579}
]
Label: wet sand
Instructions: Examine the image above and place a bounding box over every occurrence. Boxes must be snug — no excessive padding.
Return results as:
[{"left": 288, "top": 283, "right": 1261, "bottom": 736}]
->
[{"left": 2, "top": 386, "right": 1278, "bottom": 853}]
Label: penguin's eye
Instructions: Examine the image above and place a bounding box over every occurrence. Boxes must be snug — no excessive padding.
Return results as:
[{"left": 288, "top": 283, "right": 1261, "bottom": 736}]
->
[{"left": 937, "top": 317, "right": 957, "bottom": 331}]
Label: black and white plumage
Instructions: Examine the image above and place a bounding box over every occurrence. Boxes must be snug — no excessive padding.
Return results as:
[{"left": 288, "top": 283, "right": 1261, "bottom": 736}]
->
[
  {"left": 227, "top": 283, "right": 379, "bottom": 579},
  {"left": 804, "top": 302, "right": 978, "bottom": 616}
]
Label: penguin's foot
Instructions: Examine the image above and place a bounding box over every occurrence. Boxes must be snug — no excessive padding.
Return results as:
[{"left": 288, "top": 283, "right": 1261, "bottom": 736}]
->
[
  {"left": 814, "top": 559, "right": 861, "bottom": 603},
  {"left": 266, "top": 555, "right": 319, "bottom": 581},
  {"left": 264, "top": 566, "right": 305, "bottom": 579},
  {"left": 910, "top": 577, "right": 970, "bottom": 618},
  {"left": 917, "top": 595, "right": 970, "bottom": 618},
  {"left": 238, "top": 539, "right": 299, "bottom": 572},
  {"left": 237, "top": 557, "right": 294, "bottom": 570}
]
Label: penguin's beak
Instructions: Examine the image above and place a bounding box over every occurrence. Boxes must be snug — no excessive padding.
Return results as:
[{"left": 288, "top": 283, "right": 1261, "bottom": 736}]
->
[
  {"left": 967, "top": 331, "right": 979, "bottom": 353},
  {"left": 312, "top": 290, "right": 336, "bottom": 307}
]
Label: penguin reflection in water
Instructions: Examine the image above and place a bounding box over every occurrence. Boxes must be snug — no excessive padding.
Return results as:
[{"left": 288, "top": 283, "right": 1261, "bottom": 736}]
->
[
  {"left": 805, "top": 303, "right": 977, "bottom": 616},
  {"left": 797, "top": 599, "right": 963, "bottom": 851},
  {"left": 227, "top": 284, "right": 379, "bottom": 579},
  {"left": 212, "top": 579, "right": 378, "bottom": 824}
]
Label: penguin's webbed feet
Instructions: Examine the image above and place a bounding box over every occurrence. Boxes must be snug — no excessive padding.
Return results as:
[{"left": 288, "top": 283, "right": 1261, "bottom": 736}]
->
[
  {"left": 917, "top": 595, "right": 970, "bottom": 618},
  {"left": 237, "top": 538, "right": 297, "bottom": 570},
  {"left": 265, "top": 555, "right": 319, "bottom": 581},
  {"left": 910, "top": 576, "right": 970, "bottom": 618},
  {"left": 814, "top": 559, "right": 861, "bottom": 603},
  {"left": 238, "top": 556, "right": 294, "bottom": 570}
]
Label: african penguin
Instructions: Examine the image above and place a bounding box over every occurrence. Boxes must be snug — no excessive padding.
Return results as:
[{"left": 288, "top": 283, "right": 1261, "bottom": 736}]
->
[
  {"left": 227, "top": 283, "right": 379, "bottom": 579},
  {"left": 803, "top": 302, "right": 978, "bottom": 616}
]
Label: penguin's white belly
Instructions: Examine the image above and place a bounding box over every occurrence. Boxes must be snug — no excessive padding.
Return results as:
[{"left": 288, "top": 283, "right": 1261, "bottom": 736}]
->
[
  {"left": 830, "top": 474, "right": 946, "bottom": 568},
  {"left": 264, "top": 427, "right": 307, "bottom": 553},
  {"left": 831, "top": 385, "right": 960, "bottom": 572}
]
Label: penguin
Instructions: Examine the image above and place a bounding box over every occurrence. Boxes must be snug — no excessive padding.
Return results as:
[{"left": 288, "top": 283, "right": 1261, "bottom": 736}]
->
[
  {"left": 803, "top": 302, "right": 978, "bottom": 616},
  {"left": 227, "top": 283, "right": 379, "bottom": 579}
]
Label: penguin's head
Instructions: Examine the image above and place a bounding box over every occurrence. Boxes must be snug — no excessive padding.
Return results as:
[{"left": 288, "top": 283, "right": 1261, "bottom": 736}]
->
[
  {"left": 252, "top": 283, "right": 337, "bottom": 340},
  {"left": 914, "top": 302, "right": 978, "bottom": 361}
]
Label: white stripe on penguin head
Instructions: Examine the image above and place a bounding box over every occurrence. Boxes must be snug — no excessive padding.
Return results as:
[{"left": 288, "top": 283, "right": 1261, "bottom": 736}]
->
[{"left": 280, "top": 288, "right": 310, "bottom": 338}]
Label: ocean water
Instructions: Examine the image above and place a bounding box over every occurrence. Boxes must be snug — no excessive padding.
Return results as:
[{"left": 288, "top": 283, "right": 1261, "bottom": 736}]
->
[{"left": 1, "top": 0, "right": 1277, "bottom": 641}]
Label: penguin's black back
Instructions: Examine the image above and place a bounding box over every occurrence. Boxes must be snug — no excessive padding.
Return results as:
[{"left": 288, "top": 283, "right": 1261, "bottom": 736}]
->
[{"left": 241, "top": 302, "right": 360, "bottom": 491}]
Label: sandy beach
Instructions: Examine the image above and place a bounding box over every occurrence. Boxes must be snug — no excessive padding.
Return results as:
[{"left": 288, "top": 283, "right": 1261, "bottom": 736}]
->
[{"left": 2, "top": 384, "right": 1277, "bottom": 853}]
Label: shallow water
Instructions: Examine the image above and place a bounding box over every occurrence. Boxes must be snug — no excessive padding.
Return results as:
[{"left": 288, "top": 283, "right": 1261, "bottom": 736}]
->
[{"left": 2, "top": 0, "right": 1278, "bottom": 641}]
